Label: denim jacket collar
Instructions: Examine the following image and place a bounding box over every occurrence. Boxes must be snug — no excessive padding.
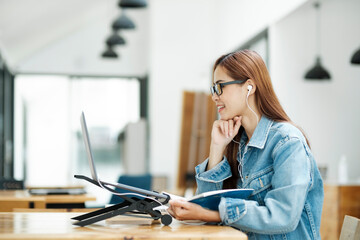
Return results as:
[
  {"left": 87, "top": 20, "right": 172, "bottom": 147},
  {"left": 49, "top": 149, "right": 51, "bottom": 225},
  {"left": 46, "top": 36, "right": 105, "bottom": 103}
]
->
[{"left": 241, "top": 116, "right": 273, "bottom": 149}]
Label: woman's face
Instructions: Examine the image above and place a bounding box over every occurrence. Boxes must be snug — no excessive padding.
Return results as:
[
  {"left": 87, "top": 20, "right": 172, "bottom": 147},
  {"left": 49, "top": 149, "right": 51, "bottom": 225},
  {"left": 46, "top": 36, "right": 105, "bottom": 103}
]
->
[{"left": 212, "top": 66, "right": 247, "bottom": 120}]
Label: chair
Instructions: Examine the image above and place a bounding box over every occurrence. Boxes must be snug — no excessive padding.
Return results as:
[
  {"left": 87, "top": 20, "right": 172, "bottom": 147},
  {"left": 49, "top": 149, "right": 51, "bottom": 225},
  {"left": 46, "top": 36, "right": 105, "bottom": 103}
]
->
[
  {"left": 0, "top": 178, "right": 24, "bottom": 190},
  {"left": 109, "top": 174, "right": 152, "bottom": 205},
  {"left": 339, "top": 215, "right": 360, "bottom": 240}
]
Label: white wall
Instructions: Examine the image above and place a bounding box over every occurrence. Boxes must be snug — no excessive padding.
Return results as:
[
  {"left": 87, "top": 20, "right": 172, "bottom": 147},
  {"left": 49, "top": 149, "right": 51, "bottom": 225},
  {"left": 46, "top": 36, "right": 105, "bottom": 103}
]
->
[
  {"left": 148, "top": 0, "right": 308, "bottom": 189},
  {"left": 270, "top": 0, "right": 360, "bottom": 182},
  {"left": 6, "top": 0, "right": 357, "bottom": 190}
]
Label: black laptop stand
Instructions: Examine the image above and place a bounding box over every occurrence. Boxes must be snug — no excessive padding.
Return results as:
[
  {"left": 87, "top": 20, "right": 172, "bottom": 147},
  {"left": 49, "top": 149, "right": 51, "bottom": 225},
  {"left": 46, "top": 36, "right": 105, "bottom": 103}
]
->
[{"left": 71, "top": 175, "right": 172, "bottom": 227}]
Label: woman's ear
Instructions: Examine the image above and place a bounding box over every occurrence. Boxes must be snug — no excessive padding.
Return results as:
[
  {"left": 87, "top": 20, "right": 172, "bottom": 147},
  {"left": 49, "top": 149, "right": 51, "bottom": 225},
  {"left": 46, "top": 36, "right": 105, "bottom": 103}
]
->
[{"left": 246, "top": 79, "right": 256, "bottom": 96}]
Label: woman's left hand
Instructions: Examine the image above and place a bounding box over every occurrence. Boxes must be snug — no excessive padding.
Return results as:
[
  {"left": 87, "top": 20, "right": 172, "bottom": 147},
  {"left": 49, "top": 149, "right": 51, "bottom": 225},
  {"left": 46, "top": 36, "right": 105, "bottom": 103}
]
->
[{"left": 168, "top": 199, "right": 221, "bottom": 222}]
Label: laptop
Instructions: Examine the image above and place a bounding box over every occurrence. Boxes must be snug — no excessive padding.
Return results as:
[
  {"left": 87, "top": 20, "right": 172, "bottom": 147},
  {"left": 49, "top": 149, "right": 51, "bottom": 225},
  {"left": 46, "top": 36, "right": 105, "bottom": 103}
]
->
[
  {"left": 79, "top": 112, "right": 167, "bottom": 199},
  {"left": 80, "top": 112, "right": 99, "bottom": 182}
]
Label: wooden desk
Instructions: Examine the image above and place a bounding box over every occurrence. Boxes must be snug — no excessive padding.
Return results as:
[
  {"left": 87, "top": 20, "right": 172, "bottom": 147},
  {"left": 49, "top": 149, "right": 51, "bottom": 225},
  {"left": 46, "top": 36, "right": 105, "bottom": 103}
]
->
[
  {"left": 320, "top": 184, "right": 360, "bottom": 240},
  {"left": 0, "top": 190, "right": 96, "bottom": 212},
  {"left": 0, "top": 212, "right": 247, "bottom": 239}
]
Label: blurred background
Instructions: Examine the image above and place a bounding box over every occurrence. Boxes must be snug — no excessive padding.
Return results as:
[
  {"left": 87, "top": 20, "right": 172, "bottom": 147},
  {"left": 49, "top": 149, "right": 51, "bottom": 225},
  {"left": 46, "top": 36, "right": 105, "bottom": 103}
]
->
[{"left": 0, "top": 0, "right": 359, "bottom": 217}]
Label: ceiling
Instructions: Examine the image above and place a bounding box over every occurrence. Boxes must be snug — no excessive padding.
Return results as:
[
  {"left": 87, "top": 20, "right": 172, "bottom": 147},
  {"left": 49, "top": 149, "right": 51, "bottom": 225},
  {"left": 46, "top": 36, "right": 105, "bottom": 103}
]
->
[
  {"left": 0, "top": 0, "right": 308, "bottom": 77},
  {"left": 0, "top": 0, "right": 149, "bottom": 77}
]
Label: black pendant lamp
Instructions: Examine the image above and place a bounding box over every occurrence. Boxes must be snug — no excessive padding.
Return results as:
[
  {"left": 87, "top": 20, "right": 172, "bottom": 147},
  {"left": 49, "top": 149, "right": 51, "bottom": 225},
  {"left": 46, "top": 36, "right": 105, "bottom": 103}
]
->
[
  {"left": 102, "top": 46, "right": 118, "bottom": 58},
  {"left": 112, "top": 12, "right": 135, "bottom": 30},
  {"left": 304, "top": 2, "right": 331, "bottom": 80},
  {"left": 101, "top": 0, "right": 147, "bottom": 59},
  {"left": 305, "top": 57, "right": 331, "bottom": 79},
  {"left": 118, "top": 0, "right": 147, "bottom": 8},
  {"left": 106, "top": 33, "right": 126, "bottom": 46},
  {"left": 350, "top": 48, "right": 360, "bottom": 64}
]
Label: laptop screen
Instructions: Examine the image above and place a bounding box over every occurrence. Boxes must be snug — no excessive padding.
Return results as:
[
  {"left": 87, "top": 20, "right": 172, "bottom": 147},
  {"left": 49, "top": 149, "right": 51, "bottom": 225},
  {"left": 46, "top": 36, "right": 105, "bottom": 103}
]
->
[
  {"left": 80, "top": 112, "right": 99, "bottom": 182},
  {"left": 79, "top": 112, "right": 168, "bottom": 200}
]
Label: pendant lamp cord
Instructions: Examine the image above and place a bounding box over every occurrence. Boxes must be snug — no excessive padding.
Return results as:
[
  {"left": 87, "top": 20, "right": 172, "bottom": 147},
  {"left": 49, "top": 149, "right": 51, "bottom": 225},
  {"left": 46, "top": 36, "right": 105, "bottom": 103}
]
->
[{"left": 315, "top": 1, "right": 321, "bottom": 58}]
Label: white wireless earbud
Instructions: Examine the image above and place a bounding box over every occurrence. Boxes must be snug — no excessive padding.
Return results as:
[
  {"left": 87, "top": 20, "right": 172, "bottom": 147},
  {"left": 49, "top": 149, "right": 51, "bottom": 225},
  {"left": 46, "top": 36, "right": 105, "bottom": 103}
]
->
[
  {"left": 247, "top": 85, "right": 253, "bottom": 97},
  {"left": 245, "top": 84, "right": 259, "bottom": 123}
]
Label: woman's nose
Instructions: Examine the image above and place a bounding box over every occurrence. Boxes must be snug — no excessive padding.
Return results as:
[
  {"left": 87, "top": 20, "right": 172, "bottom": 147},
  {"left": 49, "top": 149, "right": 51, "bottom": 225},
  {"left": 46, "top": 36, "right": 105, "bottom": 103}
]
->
[{"left": 211, "top": 93, "right": 219, "bottom": 102}]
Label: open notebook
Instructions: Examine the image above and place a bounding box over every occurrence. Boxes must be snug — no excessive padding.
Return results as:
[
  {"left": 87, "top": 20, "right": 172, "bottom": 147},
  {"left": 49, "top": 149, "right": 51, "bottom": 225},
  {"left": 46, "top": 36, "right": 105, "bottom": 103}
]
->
[{"left": 163, "top": 188, "right": 253, "bottom": 211}]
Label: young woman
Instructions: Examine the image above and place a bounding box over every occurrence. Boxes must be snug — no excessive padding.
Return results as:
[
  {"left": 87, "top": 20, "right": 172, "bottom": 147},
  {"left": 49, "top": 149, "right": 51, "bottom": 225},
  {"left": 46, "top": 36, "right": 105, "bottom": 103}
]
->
[{"left": 168, "top": 50, "right": 324, "bottom": 239}]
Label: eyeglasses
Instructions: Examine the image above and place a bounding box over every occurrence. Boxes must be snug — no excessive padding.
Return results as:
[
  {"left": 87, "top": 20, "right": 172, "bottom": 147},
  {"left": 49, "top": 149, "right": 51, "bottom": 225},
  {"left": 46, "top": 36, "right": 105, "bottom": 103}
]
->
[{"left": 210, "top": 80, "right": 247, "bottom": 96}]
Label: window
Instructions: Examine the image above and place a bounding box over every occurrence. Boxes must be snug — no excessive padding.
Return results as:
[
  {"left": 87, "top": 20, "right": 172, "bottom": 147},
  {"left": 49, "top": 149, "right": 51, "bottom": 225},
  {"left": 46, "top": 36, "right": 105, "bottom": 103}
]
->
[
  {"left": 237, "top": 28, "right": 269, "bottom": 67},
  {"left": 14, "top": 75, "right": 141, "bottom": 205},
  {"left": 0, "top": 58, "right": 14, "bottom": 179}
]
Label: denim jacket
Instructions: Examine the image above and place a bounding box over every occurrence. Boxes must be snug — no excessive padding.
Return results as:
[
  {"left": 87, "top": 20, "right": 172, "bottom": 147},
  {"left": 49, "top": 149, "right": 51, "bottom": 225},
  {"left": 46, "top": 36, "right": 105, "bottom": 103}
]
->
[{"left": 195, "top": 116, "right": 324, "bottom": 240}]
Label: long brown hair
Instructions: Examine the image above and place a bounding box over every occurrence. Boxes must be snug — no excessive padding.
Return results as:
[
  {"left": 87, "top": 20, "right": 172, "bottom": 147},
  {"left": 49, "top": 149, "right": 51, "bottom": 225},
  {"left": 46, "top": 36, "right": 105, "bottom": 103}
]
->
[{"left": 213, "top": 50, "right": 310, "bottom": 189}]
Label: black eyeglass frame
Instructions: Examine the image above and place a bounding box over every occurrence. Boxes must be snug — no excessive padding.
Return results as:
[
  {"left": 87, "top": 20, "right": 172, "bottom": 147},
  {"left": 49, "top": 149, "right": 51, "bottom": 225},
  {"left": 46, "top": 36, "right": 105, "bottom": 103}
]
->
[{"left": 210, "top": 79, "right": 247, "bottom": 96}]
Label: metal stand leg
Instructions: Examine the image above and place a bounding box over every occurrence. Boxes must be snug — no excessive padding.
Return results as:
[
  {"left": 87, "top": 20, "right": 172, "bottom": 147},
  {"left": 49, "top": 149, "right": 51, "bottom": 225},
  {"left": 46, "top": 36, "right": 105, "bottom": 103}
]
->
[{"left": 72, "top": 197, "right": 172, "bottom": 227}]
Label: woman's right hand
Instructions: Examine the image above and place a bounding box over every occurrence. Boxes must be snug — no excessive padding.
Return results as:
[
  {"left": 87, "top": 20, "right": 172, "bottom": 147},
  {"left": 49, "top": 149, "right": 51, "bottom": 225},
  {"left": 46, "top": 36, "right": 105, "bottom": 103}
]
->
[
  {"left": 208, "top": 116, "right": 242, "bottom": 170},
  {"left": 211, "top": 116, "right": 242, "bottom": 147}
]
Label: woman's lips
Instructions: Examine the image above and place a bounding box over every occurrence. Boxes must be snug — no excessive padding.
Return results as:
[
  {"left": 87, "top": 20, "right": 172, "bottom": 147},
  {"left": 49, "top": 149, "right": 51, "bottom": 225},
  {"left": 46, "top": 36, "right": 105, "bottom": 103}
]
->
[{"left": 217, "top": 105, "right": 224, "bottom": 112}]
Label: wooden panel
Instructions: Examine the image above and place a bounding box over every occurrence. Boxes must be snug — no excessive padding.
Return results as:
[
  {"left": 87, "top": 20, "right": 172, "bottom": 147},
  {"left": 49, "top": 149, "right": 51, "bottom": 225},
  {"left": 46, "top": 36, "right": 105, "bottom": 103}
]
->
[
  {"left": 321, "top": 185, "right": 339, "bottom": 240},
  {"left": 206, "top": 94, "right": 217, "bottom": 158},
  {"left": 176, "top": 91, "right": 217, "bottom": 194},
  {"left": 321, "top": 185, "right": 360, "bottom": 240},
  {"left": 339, "top": 186, "right": 360, "bottom": 235},
  {"left": 189, "top": 93, "right": 215, "bottom": 170},
  {"left": 177, "top": 91, "right": 195, "bottom": 193},
  {"left": 0, "top": 200, "right": 46, "bottom": 212},
  {"left": 0, "top": 190, "right": 95, "bottom": 212},
  {"left": 0, "top": 201, "right": 30, "bottom": 212}
]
